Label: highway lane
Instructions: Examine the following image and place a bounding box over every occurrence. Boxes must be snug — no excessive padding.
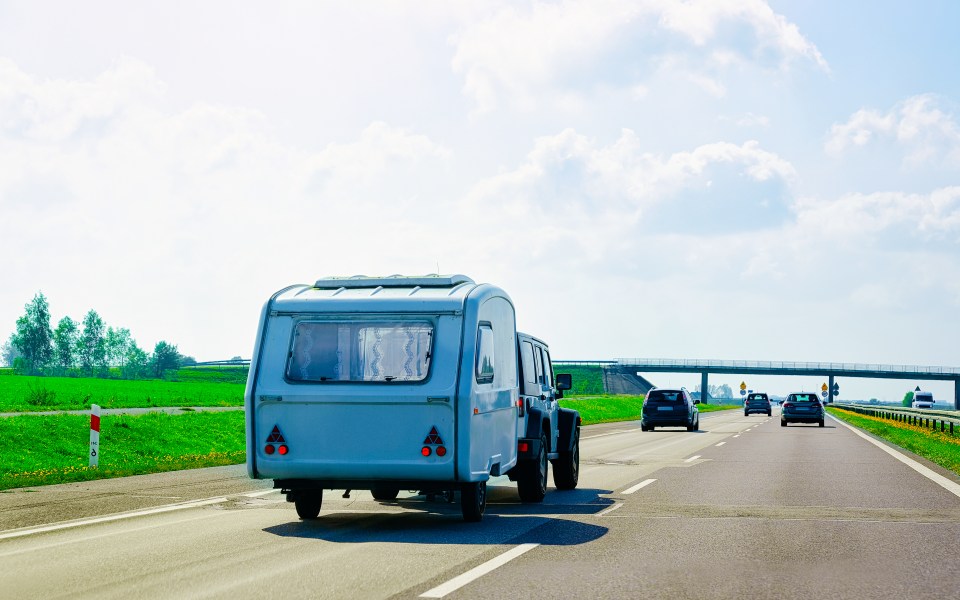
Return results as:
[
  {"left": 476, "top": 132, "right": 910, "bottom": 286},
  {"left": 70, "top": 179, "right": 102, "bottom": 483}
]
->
[{"left": 2, "top": 408, "right": 960, "bottom": 599}]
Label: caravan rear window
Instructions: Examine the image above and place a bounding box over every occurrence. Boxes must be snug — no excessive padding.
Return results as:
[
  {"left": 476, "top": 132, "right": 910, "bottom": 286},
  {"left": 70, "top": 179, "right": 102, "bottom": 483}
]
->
[{"left": 287, "top": 321, "right": 433, "bottom": 383}]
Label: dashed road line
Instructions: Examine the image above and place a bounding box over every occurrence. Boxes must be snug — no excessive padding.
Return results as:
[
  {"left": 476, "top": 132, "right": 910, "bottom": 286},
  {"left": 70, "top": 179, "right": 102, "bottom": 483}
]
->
[
  {"left": 419, "top": 544, "right": 539, "bottom": 598},
  {"left": 622, "top": 479, "right": 657, "bottom": 494},
  {"left": 683, "top": 455, "right": 701, "bottom": 463},
  {"left": 715, "top": 441, "right": 726, "bottom": 447}
]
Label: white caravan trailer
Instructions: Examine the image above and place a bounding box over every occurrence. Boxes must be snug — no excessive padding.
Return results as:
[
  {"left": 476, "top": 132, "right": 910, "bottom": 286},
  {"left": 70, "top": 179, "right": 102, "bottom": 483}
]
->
[{"left": 245, "top": 274, "right": 576, "bottom": 522}]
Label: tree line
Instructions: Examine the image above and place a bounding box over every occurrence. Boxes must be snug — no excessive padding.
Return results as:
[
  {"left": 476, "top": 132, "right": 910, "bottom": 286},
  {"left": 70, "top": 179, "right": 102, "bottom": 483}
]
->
[{"left": 1, "top": 292, "right": 194, "bottom": 379}]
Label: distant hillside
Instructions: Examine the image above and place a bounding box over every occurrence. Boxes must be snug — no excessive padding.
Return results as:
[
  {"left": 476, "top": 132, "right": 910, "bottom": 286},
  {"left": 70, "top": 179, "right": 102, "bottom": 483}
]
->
[{"left": 553, "top": 364, "right": 606, "bottom": 396}]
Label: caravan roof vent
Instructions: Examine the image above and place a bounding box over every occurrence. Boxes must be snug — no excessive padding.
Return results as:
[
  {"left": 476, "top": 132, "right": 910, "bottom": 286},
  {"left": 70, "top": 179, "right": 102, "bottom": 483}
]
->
[{"left": 313, "top": 274, "right": 475, "bottom": 289}]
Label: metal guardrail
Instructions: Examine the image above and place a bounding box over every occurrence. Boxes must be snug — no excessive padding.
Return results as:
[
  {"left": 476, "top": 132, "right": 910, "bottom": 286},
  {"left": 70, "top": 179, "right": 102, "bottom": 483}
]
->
[{"left": 833, "top": 403, "right": 958, "bottom": 434}]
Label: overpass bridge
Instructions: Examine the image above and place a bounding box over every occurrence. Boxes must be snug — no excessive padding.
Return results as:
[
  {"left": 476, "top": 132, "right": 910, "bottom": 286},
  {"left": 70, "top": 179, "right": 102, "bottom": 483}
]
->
[{"left": 557, "top": 359, "right": 960, "bottom": 409}]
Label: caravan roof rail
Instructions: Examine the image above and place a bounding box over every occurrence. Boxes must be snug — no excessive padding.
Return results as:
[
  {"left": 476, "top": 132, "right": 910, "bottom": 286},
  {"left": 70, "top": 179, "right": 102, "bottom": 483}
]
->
[{"left": 313, "top": 274, "right": 476, "bottom": 289}]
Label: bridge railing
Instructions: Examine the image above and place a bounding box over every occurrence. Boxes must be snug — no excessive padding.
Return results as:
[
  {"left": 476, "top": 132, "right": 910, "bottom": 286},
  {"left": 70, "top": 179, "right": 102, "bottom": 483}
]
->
[{"left": 615, "top": 358, "right": 960, "bottom": 375}]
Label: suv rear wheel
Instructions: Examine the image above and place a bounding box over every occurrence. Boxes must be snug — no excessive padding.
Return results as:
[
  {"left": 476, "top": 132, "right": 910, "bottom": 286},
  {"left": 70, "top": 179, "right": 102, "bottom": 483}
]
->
[
  {"left": 517, "top": 432, "right": 548, "bottom": 502},
  {"left": 553, "top": 429, "right": 579, "bottom": 490}
]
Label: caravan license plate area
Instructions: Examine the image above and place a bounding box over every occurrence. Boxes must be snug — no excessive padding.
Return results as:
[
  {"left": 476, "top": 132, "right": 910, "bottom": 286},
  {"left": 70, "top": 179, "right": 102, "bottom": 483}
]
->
[{"left": 657, "top": 406, "right": 672, "bottom": 411}]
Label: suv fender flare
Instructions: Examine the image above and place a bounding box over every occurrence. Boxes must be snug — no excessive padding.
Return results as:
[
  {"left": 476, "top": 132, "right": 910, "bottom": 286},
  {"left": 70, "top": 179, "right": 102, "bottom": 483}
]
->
[
  {"left": 557, "top": 408, "right": 580, "bottom": 453},
  {"left": 524, "top": 407, "right": 546, "bottom": 440}
]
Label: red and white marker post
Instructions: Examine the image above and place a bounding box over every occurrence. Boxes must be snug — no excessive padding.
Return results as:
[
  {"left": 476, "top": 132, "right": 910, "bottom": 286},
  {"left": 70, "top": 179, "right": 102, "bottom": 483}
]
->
[{"left": 89, "top": 404, "right": 101, "bottom": 467}]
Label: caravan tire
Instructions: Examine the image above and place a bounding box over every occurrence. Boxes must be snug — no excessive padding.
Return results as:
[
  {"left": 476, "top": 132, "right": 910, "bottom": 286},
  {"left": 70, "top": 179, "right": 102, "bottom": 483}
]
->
[
  {"left": 517, "top": 432, "right": 549, "bottom": 503},
  {"left": 552, "top": 429, "right": 579, "bottom": 490},
  {"left": 371, "top": 487, "right": 400, "bottom": 501},
  {"left": 294, "top": 492, "right": 323, "bottom": 520},
  {"left": 461, "top": 481, "right": 486, "bottom": 522}
]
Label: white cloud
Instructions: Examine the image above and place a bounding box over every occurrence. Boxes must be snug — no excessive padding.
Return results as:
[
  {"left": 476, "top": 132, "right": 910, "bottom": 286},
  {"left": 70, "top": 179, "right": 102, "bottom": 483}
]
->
[
  {"left": 451, "top": 0, "right": 827, "bottom": 112},
  {"left": 825, "top": 94, "right": 960, "bottom": 167}
]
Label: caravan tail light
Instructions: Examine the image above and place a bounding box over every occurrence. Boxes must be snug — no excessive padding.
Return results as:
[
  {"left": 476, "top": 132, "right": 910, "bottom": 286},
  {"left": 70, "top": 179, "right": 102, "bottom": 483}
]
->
[
  {"left": 278, "top": 444, "right": 289, "bottom": 455},
  {"left": 421, "top": 446, "right": 432, "bottom": 457},
  {"left": 517, "top": 398, "right": 525, "bottom": 417},
  {"left": 264, "top": 444, "right": 275, "bottom": 455},
  {"left": 436, "top": 446, "right": 447, "bottom": 457}
]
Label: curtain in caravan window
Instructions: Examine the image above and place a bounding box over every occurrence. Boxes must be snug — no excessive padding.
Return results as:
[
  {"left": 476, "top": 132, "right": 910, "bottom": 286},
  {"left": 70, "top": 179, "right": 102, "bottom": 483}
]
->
[{"left": 288, "top": 321, "right": 433, "bottom": 382}]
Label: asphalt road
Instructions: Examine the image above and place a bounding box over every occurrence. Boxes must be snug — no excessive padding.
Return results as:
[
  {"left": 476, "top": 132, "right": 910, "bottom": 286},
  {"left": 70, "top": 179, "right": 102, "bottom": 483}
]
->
[{"left": 2, "top": 409, "right": 959, "bottom": 599}]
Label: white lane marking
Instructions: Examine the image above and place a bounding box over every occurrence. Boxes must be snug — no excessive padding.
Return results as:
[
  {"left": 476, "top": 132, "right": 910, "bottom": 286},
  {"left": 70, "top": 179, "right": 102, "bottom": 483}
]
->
[
  {"left": 582, "top": 429, "right": 634, "bottom": 440},
  {"left": 622, "top": 479, "right": 657, "bottom": 494},
  {"left": 733, "top": 435, "right": 741, "bottom": 438},
  {"left": 243, "top": 489, "right": 280, "bottom": 498},
  {"left": 598, "top": 502, "right": 623, "bottom": 517},
  {"left": 684, "top": 455, "right": 701, "bottom": 463},
  {"left": 419, "top": 543, "right": 539, "bottom": 598},
  {"left": 715, "top": 442, "right": 726, "bottom": 447},
  {"left": 829, "top": 414, "right": 960, "bottom": 498},
  {"left": 0, "top": 497, "right": 227, "bottom": 541}
]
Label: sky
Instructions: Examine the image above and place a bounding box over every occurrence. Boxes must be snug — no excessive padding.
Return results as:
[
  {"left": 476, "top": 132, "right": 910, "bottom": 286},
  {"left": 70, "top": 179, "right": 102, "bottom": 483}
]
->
[{"left": 1, "top": 1, "right": 959, "bottom": 402}]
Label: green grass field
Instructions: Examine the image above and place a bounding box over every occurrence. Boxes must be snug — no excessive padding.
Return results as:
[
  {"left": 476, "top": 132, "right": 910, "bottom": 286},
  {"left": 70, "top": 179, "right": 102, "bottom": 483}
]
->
[
  {"left": 828, "top": 407, "right": 960, "bottom": 476},
  {"left": 0, "top": 375, "right": 244, "bottom": 412},
  {"left": 0, "top": 411, "right": 246, "bottom": 490}
]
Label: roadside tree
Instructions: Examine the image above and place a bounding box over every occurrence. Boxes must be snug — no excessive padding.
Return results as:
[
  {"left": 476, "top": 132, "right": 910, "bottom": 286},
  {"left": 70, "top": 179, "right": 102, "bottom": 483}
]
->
[
  {"left": 52, "top": 316, "right": 79, "bottom": 374},
  {"left": 123, "top": 342, "right": 151, "bottom": 379},
  {"left": 1, "top": 335, "right": 22, "bottom": 367},
  {"left": 902, "top": 391, "right": 914, "bottom": 407},
  {"left": 152, "top": 341, "right": 181, "bottom": 378},
  {"left": 12, "top": 292, "right": 54, "bottom": 374},
  {"left": 77, "top": 310, "right": 107, "bottom": 375},
  {"left": 105, "top": 326, "right": 133, "bottom": 368}
]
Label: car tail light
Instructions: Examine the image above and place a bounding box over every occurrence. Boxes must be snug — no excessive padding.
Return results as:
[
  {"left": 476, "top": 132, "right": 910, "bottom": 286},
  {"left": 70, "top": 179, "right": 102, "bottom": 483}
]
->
[
  {"left": 517, "top": 398, "right": 525, "bottom": 417},
  {"left": 518, "top": 441, "right": 529, "bottom": 453},
  {"left": 782, "top": 402, "right": 793, "bottom": 409}
]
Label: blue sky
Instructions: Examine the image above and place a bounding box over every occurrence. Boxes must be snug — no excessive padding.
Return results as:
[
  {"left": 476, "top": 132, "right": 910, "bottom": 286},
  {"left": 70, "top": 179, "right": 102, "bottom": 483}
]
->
[{"left": 1, "top": 1, "right": 958, "bottom": 401}]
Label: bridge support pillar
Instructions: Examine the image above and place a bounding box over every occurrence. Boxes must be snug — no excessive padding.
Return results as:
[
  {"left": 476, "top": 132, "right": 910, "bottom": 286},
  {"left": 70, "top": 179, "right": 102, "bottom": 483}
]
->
[
  {"left": 828, "top": 374, "right": 835, "bottom": 404},
  {"left": 701, "top": 372, "right": 709, "bottom": 404},
  {"left": 955, "top": 379, "right": 959, "bottom": 411}
]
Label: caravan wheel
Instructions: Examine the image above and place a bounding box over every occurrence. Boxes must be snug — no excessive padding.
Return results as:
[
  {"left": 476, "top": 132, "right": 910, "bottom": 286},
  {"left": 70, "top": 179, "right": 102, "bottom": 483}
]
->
[{"left": 294, "top": 491, "right": 323, "bottom": 520}]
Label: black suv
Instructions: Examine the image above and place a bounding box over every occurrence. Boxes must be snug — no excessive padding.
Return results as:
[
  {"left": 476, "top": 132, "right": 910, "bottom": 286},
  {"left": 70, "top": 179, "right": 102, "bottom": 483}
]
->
[
  {"left": 780, "top": 393, "right": 825, "bottom": 427},
  {"left": 744, "top": 392, "right": 772, "bottom": 416},
  {"left": 641, "top": 388, "right": 700, "bottom": 431}
]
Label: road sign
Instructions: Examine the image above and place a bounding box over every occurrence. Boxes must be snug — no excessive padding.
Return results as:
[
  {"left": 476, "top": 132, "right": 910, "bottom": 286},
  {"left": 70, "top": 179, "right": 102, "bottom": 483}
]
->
[
  {"left": 832, "top": 382, "right": 839, "bottom": 391},
  {"left": 821, "top": 382, "right": 828, "bottom": 392},
  {"left": 822, "top": 390, "right": 828, "bottom": 398},
  {"left": 740, "top": 381, "right": 747, "bottom": 391},
  {"left": 915, "top": 386, "right": 921, "bottom": 392},
  {"left": 740, "top": 389, "right": 746, "bottom": 396}
]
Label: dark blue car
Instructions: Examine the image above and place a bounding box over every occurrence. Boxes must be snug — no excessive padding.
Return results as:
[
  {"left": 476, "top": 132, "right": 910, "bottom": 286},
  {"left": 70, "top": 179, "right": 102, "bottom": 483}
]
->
[
  {"left": 641, "top": 388, "right": 700, "bottom": 432},
  {"left": 780, "top": 393, "right": 825, "bottom": 427}
]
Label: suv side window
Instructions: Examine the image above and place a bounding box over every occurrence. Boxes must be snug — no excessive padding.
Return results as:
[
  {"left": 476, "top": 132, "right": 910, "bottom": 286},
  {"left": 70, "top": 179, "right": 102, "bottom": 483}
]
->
[
  {"left": 533, "top": 346, "right": 543, "bottom": 386},
  {"left": 541, "top": 348, "right": 553, "bottom": 387},
  {"left": 520, "top": 340, "right": 537, "bottom": 396}
]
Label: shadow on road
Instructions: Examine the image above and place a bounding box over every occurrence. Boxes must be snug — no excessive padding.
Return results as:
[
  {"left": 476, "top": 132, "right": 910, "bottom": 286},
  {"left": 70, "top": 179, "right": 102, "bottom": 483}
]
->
[{"left": 263, "top": 486, "right": 613, "bottom": 545}]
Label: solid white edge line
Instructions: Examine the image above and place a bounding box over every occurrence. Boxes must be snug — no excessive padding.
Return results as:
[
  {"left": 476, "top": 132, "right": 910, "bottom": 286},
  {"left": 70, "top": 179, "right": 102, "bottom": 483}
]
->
[
  {"left": 0, "top": 497, "right": 227, "bottom": 541},
  {"left": 598, "top": 502, "right": 623, "bottom": 516},
  {"left": 622, "top": 478, "right": 657, "bottom": 495},
  {"left": 829, "top": 414, "right": 960, "bottom": 498},
  {"left": 715, "top": 442, "right": 726, "bottom": 447},
  {"left": 683, "top": 455, "right": 701, "bottom": 463},
  {"left": 419, "top": 543, "right": 539, "bottom": 598}
]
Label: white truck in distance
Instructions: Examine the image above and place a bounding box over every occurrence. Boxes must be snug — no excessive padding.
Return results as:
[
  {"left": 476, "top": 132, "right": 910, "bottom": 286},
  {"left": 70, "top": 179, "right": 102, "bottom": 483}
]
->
[
  {"left": 912, "top": 391, "right": 934, "bottom": 409},
  {"left": 244, "top": 274, "right": 580, "bottom": 522}
]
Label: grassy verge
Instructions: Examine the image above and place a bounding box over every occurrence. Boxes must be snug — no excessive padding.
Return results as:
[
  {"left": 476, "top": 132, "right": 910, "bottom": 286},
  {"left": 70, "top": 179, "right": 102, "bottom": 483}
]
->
[
  {"left": 553, "top": 364, "right": 605, "bottom": 396},
  {"left": 828, "top": 407, "right": 960, "bottom": 476},
  {"left": 0, "top": 375, "right": 244, "bottom": 412},
  {"left": 0, "top": 411, "right": 246, "bottom": 490},
  {"left": 560, "top": 395, "right": 737, "bottom": 425}
]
